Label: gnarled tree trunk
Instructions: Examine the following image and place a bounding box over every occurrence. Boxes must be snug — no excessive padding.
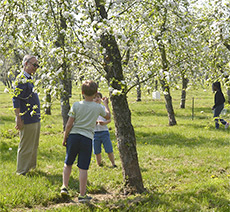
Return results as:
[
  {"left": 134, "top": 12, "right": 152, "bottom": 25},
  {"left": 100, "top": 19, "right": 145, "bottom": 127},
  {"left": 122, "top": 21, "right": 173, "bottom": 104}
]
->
[{"left": 96, "top": 0, "right": 145, "bottom": 194}]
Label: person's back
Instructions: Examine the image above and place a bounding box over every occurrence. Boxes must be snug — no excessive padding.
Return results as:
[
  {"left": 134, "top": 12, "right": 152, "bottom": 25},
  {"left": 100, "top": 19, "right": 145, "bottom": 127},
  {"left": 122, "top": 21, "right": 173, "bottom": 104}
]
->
[
  {"left": 61, "top": 80, "right": 111, "bottom": 202},
  {"left": 69, "top": 100, "right": 107, "bottom": 139}
]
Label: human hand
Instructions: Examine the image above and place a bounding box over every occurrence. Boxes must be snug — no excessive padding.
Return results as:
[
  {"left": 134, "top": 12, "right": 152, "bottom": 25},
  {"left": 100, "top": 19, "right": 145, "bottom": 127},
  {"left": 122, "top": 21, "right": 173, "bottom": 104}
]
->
[
  {"left": 62, "top": 139, "right": 67, "bottom": 147},
  {"left": 102, "top": 97, "right": 109, "bottom": 105},
  {"left": 15, "top": 117, "right": 23, "bottom": 130}
]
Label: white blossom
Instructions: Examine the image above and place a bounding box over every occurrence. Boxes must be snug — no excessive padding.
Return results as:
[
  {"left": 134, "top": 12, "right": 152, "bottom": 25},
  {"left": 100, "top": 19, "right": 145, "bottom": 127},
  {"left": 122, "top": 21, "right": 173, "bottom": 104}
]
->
[
  {"left": 147, "top": 71, "right": 152, "bottom": 76},
  {"left": 4, "top": 88, "right": 9, "bottom": 93}
]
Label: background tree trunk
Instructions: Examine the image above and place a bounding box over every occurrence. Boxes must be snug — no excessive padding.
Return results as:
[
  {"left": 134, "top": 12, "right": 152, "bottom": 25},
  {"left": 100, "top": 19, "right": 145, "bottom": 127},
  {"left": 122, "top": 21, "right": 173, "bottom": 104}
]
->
[
  {"left": 136, "top": 74, "right": 141, "bottom": 102},
  {"left": 180, "top": 75, "right": 189, "bottom": 109},
  {"left": 156, "top": 35, "right": 177, "bottom": 126},
  {"left": 45, "top": 92, "right": 51, "bottom": 115},
  {"left": 54, "top": 10, "right": 71, "bottom": 130},
  {"left": 227, "top": 88, "right": 230, "bottom": 104},
  {"left": 60, "top": 62, "right": 71, "bottom": 130}
]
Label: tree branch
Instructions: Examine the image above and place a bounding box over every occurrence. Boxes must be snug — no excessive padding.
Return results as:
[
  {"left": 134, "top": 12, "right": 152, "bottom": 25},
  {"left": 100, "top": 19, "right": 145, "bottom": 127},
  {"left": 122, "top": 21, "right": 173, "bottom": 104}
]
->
[
  {"left": 125, "top": 73, "right": 157, "bottom": 95},
  {"left": 108, "top": 1, "right": 138, "bottom": 20}
]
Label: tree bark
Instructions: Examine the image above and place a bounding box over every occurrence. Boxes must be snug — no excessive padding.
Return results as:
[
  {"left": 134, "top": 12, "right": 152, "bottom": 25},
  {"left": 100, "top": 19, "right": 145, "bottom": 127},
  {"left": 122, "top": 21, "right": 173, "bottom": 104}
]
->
[
  {"left": 54, "top": 10, "right": 71, "bottom": 130},
  {"left": 160, "top": 79, "right": 177, "bottom": 126},
  {"left": 180, "top": 75, "right": 189, "bottom": 109},
  {"left": 156, "top": 35, "right": 177, "bottom": 126},
  {"left": 136, "top": 74, "right": 141, "bottom": 102},
  {"left": 45, "top": 92, "right": 51, "bottom": 115},
  {"left": 96, "top": 0, "right": 145, "bottom": 194},
  {"left": 227, "top": 88, "right": 230, "bottom": 104},
  {"left": 111, "top": 94, "right": 144, "bottom": 194},
  {"left": 60, "top": 61, "right": 71, "bottom": 130}
]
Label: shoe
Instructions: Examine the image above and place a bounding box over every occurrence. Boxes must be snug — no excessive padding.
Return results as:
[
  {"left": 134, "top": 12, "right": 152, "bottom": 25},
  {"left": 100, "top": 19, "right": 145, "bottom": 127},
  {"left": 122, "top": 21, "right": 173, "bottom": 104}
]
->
[
  {"left": 113, "top": 165, "right": 117, "bottom": 168},
  {"left": 225, "top": 122, "right": 229, "bottom": 129},
  {"left": 78, "top": 194, "right": 92, "bottom": 203},
  {"left": 60, "top": 186, "right": 69, "bottom": 196}
]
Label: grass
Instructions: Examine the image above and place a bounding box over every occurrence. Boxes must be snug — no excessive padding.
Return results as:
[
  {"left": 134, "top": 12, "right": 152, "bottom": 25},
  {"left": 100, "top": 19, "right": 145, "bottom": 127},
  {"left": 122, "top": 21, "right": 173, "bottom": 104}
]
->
[{"left": 0, "top": 83, "right": 229, "bottom": 212}]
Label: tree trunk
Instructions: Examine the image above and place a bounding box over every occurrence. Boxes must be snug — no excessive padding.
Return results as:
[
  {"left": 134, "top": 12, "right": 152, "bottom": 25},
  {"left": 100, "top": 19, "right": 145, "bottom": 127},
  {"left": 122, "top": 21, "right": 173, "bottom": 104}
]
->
[
  {"left": 160, "top": 79, "right": 177, "bottom": 126},
  {"left": 180, "top": 76, "right": 189, "bottom": 109},
  {"left": 111, "top": 94, "right": 144, "bottom": 194},
  {"left": 227, "top": 88, "right": 230, "bottom": 104},
  {"left": 156, "top": 34, "right": 177, "bottom": 126},
  {"left": 60, "top": 95, "right": 70, "bottom": 130},
  {"left": 136, "top": 74, "right": 141, "bottom": 102},
  {"left": 60, "top": 62, "right": 71, "bottom": 130},
  {"left": 155, "top": 80, "right": 158, "bottom": 91},
  {"left": 54, "top": 10, "right": 71, "bottom": 130},
  {"left": 96, "top": 0, "right": 144, "bottom": 194},
  {"left": 45, "top": 92, "right": 51, "bottom": 115}
]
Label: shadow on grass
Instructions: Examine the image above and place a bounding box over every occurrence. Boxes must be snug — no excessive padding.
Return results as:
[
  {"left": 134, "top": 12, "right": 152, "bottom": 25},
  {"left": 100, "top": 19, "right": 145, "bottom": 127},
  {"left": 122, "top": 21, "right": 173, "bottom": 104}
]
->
[
  {"left": 83, "top": 186, "right": 229, "bottom": 212},
  {"left": 135, "top": 130, "right": 229, "bottom": 147},
  {"left": 131, "top": 104, "right": 217, "bottom": 121}
]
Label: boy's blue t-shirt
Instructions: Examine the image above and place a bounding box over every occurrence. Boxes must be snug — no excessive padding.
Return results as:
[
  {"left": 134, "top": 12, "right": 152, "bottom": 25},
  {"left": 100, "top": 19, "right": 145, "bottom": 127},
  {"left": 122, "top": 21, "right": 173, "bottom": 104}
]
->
[{"left": 68, "top": 101, "right": 106, "bottom": 139}]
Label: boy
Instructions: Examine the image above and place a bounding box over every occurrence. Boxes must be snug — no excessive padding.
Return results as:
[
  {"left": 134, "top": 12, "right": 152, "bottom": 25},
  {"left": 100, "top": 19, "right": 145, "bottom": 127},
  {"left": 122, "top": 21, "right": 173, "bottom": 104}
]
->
[
  {"left": 61, "top": 80, "right": 111, "bottom": 202},
  {"left": 93, "top": 92, "right": 117, "bottom": 167}
]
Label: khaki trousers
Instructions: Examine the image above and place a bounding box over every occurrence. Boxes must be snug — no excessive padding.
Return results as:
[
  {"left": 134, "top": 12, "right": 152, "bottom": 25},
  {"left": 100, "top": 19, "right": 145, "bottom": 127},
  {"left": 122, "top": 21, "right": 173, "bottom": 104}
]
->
[{"left": 17, "top": 122, "right": 41, "bottom": 175}]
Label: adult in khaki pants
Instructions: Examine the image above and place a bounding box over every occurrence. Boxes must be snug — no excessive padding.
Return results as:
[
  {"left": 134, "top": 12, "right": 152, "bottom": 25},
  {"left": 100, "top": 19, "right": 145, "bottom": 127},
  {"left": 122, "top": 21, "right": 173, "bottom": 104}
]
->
[{"left": 13, "top": 55, "right": 41, "bottom": 175}]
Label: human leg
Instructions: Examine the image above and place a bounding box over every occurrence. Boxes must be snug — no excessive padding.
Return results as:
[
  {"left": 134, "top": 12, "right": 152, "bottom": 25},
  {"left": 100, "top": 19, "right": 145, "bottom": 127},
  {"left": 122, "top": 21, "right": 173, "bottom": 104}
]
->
[
  {"left": 220, "top": 119, "right": 227, "bottom": 125},
  {"left": 77, "top": 135, "right": 92, "bottom": 199},
  {"left": 61, "top": 134, "right": 80, "bottom": 195},
  {"left": 29, "top": 122, "right": 41, "bottom": 169},
  {"left": 17, "top": 122, "right": 40, "bottom": 175},
  {"left": 79, "top": 168, "right": 88, "bottom": 196},
  {"left": 95, "top": 153, "right": 102, "bottom": 166},
  {"left": 101, "top": 131, "right": 115, "bottom": 166},
  {"left": 213, "top": 105, "right": 223, "bottom": 129},
  {"left": 78, "top": 168, "right": 92, "bottom": 202},
  {"left": 62, "top": 164, "right": 72, "bottom": 188},
  {"left": 108, "top": 152, "right": 116, "bottom": 166},
  {"left": 93, "top": 132, "right": 102, "bottom": 166}
]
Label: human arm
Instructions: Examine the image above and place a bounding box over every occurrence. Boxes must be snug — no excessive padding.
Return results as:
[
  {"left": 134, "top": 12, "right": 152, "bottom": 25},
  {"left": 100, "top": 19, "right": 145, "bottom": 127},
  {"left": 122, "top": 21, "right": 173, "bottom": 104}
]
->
[
  {"left": 102, "top": 97, "right": 111, "bottom": 120},
  {"left": 96, "top": 119, "right": 111, "bottom": 126},
  {"left": 62, "top": 117, "right": 75, "bottom": 146},
  {"left": 14, "top": 108, "right": 23, "bottom": 130}
]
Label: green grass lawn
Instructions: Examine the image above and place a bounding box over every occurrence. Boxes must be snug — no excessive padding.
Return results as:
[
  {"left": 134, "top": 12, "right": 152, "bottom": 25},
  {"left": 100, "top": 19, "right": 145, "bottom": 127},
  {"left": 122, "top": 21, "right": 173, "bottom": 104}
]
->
[{"left": 0, "top": 83, "right": 229, "bottom": 212}]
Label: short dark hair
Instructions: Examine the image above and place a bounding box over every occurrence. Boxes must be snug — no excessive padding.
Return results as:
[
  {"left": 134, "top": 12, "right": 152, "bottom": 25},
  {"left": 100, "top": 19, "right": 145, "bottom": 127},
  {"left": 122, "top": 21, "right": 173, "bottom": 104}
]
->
[
  {"left": 95, "top": 92, "right": 103, "bottom": 98},
  {"left": 82, "top": 80, "right": 98, "bottom": 96},
  {"left": 212, "top": 81, "right": 221, "bottom": 91}
]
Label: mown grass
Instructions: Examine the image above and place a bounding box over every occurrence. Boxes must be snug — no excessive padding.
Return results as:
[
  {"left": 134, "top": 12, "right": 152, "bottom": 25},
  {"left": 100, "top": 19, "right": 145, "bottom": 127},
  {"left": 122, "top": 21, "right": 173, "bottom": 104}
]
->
[{"left": 0, "top": 83, "right": 229, "bottom": 212}]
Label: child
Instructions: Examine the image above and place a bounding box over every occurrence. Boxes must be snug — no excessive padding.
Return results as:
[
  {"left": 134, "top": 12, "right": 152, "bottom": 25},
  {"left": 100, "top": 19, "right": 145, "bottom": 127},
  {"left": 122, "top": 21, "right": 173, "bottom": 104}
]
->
[
  {"left": 60, "top": 80, "right": 111, "bottom": 202},
  {"left": 93, "top": 92, "right": 117, "bottom": 167},
  {"left": 212, "top": 81, "right": 229, "bottom": 129}
]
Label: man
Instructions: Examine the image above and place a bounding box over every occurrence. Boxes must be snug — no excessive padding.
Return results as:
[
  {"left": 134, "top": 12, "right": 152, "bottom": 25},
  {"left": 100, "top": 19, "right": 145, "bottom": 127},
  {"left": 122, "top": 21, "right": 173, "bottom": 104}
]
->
[{"left": 13, "top": 55, "right": 41, "bottom": 175}]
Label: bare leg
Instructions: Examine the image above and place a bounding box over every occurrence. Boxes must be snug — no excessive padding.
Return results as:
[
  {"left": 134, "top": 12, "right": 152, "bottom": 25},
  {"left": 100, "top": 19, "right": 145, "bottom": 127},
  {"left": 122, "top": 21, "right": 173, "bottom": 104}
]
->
[
  {"left": 62, "top": 164, "right": 72, "bottom": 188},
  {"left": 95, "top": 153, "right": 102, "bottom": 166},
  {"left": 108, "top": 152, "right": 115, "bottom": 166},
  {"left": 79, "top": 168, "right": 88, "bottom": 196}
]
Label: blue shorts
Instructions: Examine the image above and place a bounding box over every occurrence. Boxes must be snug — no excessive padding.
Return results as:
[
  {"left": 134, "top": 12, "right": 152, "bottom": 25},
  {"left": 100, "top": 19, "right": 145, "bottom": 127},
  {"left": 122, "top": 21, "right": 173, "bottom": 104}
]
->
[
  {"left": 64, "top": 134, "right": 92, "bottom": 170},
  {"left": 93, "top": 131, "right": 113, "bottom": 154}
]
